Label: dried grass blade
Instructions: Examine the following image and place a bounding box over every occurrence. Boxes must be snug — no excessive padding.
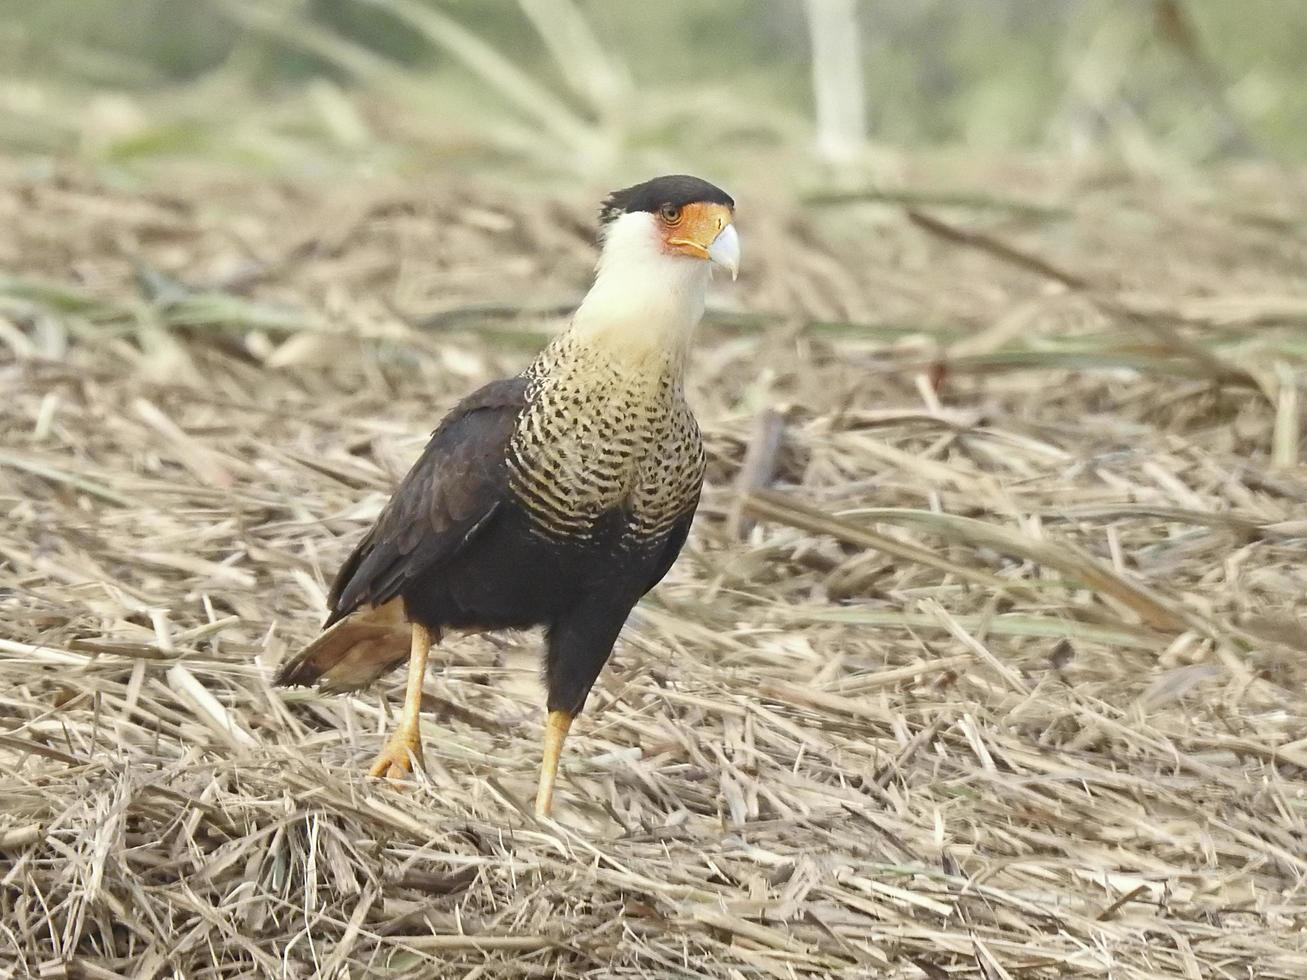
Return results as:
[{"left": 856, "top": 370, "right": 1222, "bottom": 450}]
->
[
  {"left": 777, "top": 608, "right": 1159, "bottom": 649},
  {"left": 742, "top": 491, "right": 1038, "bottom": 602},
  {"left": 358, "top": 0, "right": 599, "bottom": 155},
  {"left": 0, "top": 449, "right": 133, "bottom": 507},
  {"left": 166, "top": 665, "right": 258, "bottom": 749},
  {"left": 750, "top": 491, "right": 1195, "bottom": 632}
]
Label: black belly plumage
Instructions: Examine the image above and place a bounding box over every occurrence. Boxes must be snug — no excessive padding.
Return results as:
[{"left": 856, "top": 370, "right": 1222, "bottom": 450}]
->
[{"left": 398, "top": 501, "right": 692, "bottom": 715}]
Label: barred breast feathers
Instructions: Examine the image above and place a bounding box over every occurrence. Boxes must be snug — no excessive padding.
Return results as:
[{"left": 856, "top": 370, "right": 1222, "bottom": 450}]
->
[
  {"left": 503, "top": 208, "right": 712, "bottom": 542},
  {"left": 507, "top": 336, "right": 703, "bottom": 542}
]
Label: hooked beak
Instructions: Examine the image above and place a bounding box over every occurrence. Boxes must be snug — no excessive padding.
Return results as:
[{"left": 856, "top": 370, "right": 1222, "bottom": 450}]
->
[
  {"left": 667, "top": 201, "right": 740, "bottom": 280},
  {"left": 707, "top": 222, "right": 740, "bottom": 281}
]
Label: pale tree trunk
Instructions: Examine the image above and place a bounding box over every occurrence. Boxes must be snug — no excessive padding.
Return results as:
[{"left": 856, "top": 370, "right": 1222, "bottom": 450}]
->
[{"left": 803, "top": 0, "right": 867, "bottom": 165}]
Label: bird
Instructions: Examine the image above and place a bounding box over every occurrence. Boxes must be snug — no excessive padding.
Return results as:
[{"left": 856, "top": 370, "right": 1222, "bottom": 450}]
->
[{"left": 276, "top": 174, "right": 739, "bottom": 817}]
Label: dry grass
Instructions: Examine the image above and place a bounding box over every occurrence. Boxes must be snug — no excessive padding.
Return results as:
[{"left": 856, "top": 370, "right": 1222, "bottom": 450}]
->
[{"left": 2, "top": 159, "right": 1307, "bottom": 978}]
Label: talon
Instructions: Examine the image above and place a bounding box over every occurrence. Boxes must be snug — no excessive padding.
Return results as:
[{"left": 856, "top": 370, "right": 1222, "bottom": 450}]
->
[
  {"left": 367, "top": 623, "right": 433, "bottom": 784},
  {"left": 368, "top": 727, "right": 422, "bottom": 780}
]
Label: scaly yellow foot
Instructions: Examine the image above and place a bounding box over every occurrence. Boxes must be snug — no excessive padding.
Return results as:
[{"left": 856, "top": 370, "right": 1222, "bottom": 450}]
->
[
  {"left": 368, "top": 724, "right": 422, "bottom": 780},
  {"left": 367, "top": 622, "right": 433, "bottom": 782},
  {"left": 534, "top": 710, "right": 574, "bottom": 817}
]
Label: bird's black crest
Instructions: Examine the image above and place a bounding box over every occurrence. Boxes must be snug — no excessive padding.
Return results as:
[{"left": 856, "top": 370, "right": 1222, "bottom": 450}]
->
[{"left": 599, "top": 174, "right": 734, "bottom": 226}]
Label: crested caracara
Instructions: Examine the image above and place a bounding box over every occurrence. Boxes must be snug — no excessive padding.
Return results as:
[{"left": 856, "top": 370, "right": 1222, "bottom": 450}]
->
[{"left": 276, "top": 174, "right": 739, "bottom": 816}]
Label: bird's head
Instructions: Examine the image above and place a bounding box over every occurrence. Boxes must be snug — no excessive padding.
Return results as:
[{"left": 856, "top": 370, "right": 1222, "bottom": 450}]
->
[
  {"left": 569, "top": 174, "right": 738, "bottom": 361},
  {"left": 597, "top": 174, "right": 739, "bottom": 281}
]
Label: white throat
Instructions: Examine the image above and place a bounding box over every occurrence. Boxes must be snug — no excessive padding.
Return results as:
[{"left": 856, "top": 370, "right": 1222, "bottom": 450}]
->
[{"left": 567, "top": 211, "right": 711, "bottom": 364}]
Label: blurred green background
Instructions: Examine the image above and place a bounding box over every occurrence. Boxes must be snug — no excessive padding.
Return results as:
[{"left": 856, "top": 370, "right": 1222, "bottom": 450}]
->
[{"left": 0, "top": 0, "right": 1303, "bottom": 185}]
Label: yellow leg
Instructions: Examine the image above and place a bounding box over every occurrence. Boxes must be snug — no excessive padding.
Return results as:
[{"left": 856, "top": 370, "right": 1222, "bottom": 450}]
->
[
  {"left": 533, "top": 710, "right": 574, "bottom": 817},
  {"left": 368, "top": 623, "right": 433, "bottom": 780}
]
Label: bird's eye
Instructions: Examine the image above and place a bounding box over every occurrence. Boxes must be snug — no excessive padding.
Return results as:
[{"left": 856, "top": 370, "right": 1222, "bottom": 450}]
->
[{"left": 659, "top": 204, "right": 683, "bottom": 224}]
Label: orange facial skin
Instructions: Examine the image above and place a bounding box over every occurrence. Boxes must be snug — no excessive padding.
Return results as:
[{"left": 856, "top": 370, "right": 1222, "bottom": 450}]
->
[{"left": 657, "top": 201, "right": 735, "bottom": 260}]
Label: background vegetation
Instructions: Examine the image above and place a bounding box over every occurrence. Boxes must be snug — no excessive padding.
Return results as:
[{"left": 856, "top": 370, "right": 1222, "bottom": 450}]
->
[{"left": 0, "top": 0, "right": 1304, "bottom": 186}]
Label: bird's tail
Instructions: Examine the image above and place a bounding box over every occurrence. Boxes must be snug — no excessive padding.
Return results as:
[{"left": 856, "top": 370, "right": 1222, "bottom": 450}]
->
[{"left": 274, "top": 600, "right": 416, "bottom": 693}]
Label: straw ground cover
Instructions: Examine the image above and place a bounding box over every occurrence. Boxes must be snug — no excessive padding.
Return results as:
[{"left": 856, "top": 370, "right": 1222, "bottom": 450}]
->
[{"left": 2, "top": 162, "right": 1306, "bottom": 977}]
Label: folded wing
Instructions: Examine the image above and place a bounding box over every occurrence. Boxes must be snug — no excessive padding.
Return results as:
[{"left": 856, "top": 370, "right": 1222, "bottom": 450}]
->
[{"left": 275, "top": 377, "right": 526, "bottom": 689}]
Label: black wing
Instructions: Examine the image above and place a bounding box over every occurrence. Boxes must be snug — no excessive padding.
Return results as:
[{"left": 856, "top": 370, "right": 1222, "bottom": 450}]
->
[{"left": 324, "top": 377, "right": 527, "bottom": 626}]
